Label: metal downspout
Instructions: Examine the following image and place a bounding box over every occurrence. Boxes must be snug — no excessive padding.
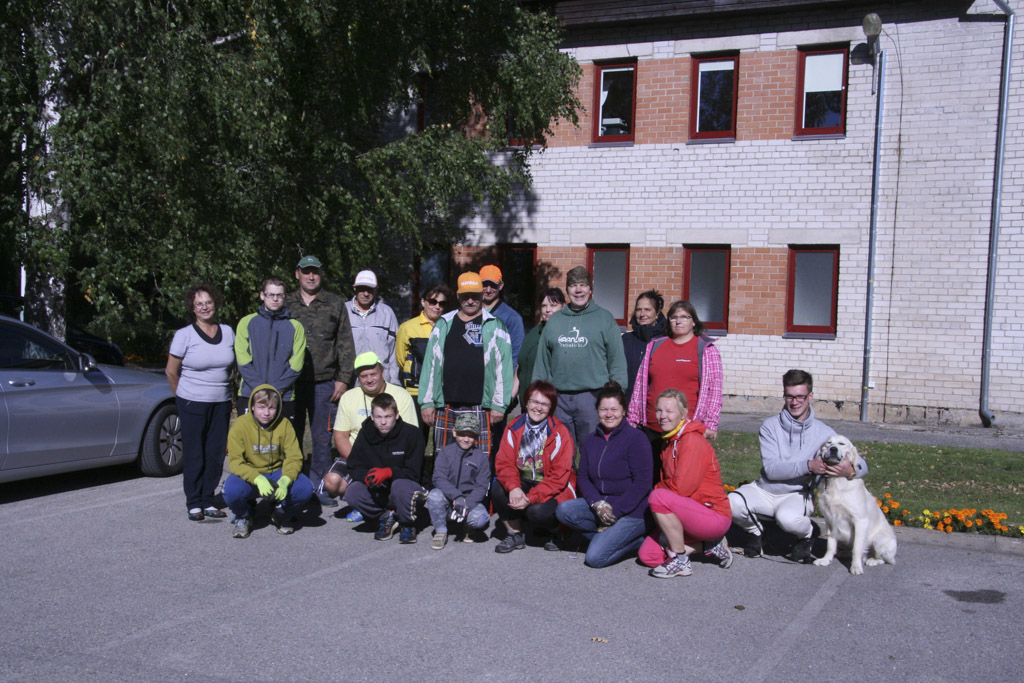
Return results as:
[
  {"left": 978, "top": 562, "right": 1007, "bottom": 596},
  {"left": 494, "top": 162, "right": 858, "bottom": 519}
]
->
[
  {"left": 860, "top": 49, "right": 885, "bottom": 422},
  {"left": 980, "top": 0, "right": 1015, "bottom": 427}
]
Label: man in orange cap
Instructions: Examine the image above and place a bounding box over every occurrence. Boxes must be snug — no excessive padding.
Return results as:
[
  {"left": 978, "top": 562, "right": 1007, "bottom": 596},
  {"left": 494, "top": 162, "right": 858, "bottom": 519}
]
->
[{"left": 418, "top": 271, "right": 513, "bottom": 458}]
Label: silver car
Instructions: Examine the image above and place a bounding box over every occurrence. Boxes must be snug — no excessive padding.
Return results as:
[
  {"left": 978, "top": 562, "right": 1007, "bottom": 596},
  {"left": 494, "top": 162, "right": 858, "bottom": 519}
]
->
[{"left": 0, "top": 315, "right": 182, "bottom": 483}]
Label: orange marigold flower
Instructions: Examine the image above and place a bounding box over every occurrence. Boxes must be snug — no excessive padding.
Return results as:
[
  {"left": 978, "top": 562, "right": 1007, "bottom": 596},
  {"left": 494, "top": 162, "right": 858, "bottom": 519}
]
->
[
  {"left": 876, "top": 500, "right": 883, "bottom": 507},
  {"left": 965, "top": 520, "right": 973, "bottom": 528},
  {"left": 945, "top": 526, "right": 952, "bottom": 534},
  {"left": 944, "top": 517, "right": 952, "bottom": 525},
  {"left": 936, "top": 523, "right": 945, "bottom": 532},
  {"left": 894, "top": 520, "right": 903, "bottom": 526},
  {"left": 884, "top": 493, "right": 892, "bottom": 498},
  {"left": 891, "top": 501, "right": 900, "bottom": 509},
  {"left": 882, "top": 506, "right": 890, "bottom": 514}
]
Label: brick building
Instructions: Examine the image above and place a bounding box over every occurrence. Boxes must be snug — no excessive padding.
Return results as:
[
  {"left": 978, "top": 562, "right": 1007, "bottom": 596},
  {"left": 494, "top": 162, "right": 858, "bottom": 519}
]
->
[{"left": 423, "top": 0, "right": 1024, "bottom": 427}]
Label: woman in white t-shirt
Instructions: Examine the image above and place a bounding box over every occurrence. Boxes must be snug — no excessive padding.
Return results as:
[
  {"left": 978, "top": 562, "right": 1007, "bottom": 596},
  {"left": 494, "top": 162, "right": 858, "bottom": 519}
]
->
[{"left": 165, "top": 284, "right": 236, "bottom": 521}]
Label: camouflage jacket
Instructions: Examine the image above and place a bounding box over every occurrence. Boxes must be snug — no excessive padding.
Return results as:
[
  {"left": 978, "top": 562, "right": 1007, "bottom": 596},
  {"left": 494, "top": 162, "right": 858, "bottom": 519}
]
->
[{"left": 284, "top": 289, "right": 356, "bottom": 385}]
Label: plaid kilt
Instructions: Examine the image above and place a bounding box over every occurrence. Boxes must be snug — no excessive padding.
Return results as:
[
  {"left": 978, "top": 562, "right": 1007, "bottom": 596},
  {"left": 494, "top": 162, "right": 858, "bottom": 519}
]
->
[{"left": 433, "top": 405, "right": 492, "bottom": 455}]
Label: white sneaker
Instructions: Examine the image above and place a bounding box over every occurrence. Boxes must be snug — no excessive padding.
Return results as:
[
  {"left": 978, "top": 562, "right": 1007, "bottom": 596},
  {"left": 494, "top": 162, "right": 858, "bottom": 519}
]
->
[{"left": 431, "top": 532, "right": 448, "bottom": 550}]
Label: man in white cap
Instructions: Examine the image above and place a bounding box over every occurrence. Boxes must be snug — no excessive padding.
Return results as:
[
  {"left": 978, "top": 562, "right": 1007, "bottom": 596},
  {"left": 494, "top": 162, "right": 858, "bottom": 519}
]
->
[{"left": 346, "top": 269, "right": 399, "bottom": 385}]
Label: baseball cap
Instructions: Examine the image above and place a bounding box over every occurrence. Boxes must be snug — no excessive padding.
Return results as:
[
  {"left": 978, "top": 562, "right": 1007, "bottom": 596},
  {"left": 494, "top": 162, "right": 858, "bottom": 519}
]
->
[
  {"left": 479, "top": 265, "right": 503, "bottom": 284},
  {"left": 565, "top": 266, "right": 592, "bottom": 287},
  {"left": 353, "top": 270, "right": 378, "bottom": 288},
  {"left": 297, "top": 255, "right": 323, "bottom": 269},
  {"left": 457, "top": 272, "right": 483, "bottom": 294},
  {"left": 354, "top": 351, "right": 383, "bottom": 372},
  {"left": 454, "top": 413, "right": 481, "bottom": 436}
]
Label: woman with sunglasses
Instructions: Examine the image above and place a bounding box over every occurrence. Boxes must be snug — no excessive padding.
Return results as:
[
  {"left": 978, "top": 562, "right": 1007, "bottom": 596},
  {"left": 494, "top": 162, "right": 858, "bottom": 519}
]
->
[
  {"left": 396, "top": 283, "right": 453, "bottom": 413},
  {"left": 627, "top": 300, "right": 723, "bottom": 441}
]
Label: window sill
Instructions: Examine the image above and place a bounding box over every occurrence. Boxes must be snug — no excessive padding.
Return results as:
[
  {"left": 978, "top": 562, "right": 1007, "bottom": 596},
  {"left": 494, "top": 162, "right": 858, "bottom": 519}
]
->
[
  {"left": 782, "top": 332, "right": 836, "bottom": 340},
  {"left": 791, "top": 133, "right": 846, "bottom": 141},
  {"left": 687, "top": 137, "right": 735, "bottom": 145},
  {"left": 704, "top": 328, "right": 728, "bottom": 337},
  {"left": 589, "top": 141, "right": 635, "bottom": 149}
]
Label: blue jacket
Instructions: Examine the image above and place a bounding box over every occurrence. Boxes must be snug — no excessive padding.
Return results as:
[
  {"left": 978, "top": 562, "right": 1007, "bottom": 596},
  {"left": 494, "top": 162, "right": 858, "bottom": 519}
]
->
[
  {"left": 578, "top": 420, "right": 653, "bottom": 519},
  {"left": 234, "top": 306, "right": 306, "bottom": 400}
]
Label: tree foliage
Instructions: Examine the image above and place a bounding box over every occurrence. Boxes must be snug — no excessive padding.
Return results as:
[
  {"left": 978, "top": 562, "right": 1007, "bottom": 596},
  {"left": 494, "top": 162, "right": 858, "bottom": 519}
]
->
[{"left": 1, "top": 0, "right": 580, "bottom": 346}]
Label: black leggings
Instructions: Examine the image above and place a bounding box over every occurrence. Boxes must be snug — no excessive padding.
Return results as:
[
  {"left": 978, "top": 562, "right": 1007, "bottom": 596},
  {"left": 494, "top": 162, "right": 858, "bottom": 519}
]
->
[{"left": 490, "top": 478, "right": 559, "bottom": 531}]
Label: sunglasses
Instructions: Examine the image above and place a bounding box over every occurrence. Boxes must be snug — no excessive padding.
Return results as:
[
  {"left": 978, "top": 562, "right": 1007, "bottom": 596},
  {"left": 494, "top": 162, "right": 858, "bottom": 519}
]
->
[{"left": 425, "top": 297, "right": 447, "bottom": 307}]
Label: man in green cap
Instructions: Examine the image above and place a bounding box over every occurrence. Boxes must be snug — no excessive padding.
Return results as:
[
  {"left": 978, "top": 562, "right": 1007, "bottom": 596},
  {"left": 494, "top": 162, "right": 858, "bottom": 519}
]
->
[{"left": 284, "top": 255, "right": 357, "bottom": 507}]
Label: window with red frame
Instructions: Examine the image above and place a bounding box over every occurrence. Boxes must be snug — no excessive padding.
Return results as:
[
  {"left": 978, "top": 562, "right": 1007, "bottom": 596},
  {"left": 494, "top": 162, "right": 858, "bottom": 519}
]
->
[
  {"left": 684, "top": 246, "right": 731, "bottom": 332},
  {"left": 587, "top": 246, "right": 630, "bottom": 325},
  {"left": 786, "top": 246, "right": 839, "bottom": 337},
  {"left": 795, "top": 46, "right": 848, "bottom": 137},
  {"left": 690, "top": 55, "right": 738, "bottom": 140},
  {"left": 592, "top": 61, "right": 637, "bottom": 143}
]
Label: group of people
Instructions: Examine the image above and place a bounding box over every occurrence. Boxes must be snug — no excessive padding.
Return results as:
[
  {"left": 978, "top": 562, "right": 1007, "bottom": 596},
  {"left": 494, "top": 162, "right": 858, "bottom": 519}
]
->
[{"left": 166, "top": 255, "right": 864, "bottom": 576}]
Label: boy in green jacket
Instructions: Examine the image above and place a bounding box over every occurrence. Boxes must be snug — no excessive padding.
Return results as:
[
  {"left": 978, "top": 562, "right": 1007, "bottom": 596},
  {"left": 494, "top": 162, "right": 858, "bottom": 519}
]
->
[{"left": 223, "top": 384, "right": 315, "bottom": 537}]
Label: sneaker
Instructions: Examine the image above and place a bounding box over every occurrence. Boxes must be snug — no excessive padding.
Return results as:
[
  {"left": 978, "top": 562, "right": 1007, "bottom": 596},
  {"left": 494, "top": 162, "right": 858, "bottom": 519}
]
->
[
  {"left": 231, "top": 517, "right": 251, "bottom": 538},
  {"left": 494, "top": 532, "right": 525, "bottom": 554},
  {"left": 650, "top": 553, "right": 693, "bottom": 578},
  {"left": 317, "top": 492, "right": 339, "bottom": 508},
  {"left": 740, "top": 534, "right": 762, "bottom": 558},
  {"left": 705, "top": 537, "right": 733, "bottom": 569},
  {"left": 345, "top": 509, "right": 364, "bottom": 523},
  {"left": 374, "top": 511, "right": 398, "bottom": 541},
  {"left": 272, "top": 509, "right": 295, "bottom": 535},
  {"left": 462, "top": 530, "right": 486, "bottom": 543},
  {"left": 544, "top": 536, "right": 561, "bottom": 552},
  {"left": 399, "top": 526, "right": 418, "bottom": 544},
  {"left": 203, "top": 507, "right": 227, "bottom": 519},
  {"left": 431, "top": 532, "right": 448, "bottom": 550},
  {"left": 790, "top": 537, "right": 815, "bottom": 563},
  {"left": 187, "top": 508, "right": 204, "bottom": 521}
]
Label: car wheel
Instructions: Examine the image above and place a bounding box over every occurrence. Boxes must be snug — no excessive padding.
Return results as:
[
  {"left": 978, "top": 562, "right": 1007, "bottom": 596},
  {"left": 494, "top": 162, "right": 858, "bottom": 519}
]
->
[{"left": 138, "top": 403, "right": 183, "bottom": 476}]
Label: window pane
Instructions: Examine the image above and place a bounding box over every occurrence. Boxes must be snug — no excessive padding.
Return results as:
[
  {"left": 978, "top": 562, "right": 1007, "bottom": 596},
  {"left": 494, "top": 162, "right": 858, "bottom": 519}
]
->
[
  {"left": 792, "top": 252, "right": 834, "bottom": 326},
  {"left": 599, "top": 67, "right": 634, "bottom": 136},
  {"left": 592, "top": 250, "right": 627, "bottom": 320},
  {"left": 697, "top": 62, "right": 735, "bottom": 133},
  {"left": 689, "top": 251, "right": 728, "bottom": 323},
  {"left": 802, "top": 53, "right": 843, "bottom": 129},
  {"left": 419, "top": 251, "right": 449, "bottom": 292},
  {"left": 501, "top": 248, "right": 536, "bottom": 320}
]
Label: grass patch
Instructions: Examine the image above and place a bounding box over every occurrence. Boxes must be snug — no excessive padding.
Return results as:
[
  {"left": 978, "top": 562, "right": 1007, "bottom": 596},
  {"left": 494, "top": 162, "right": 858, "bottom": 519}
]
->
[{"left": 714, "top": 431, "right": 1024, "bottom": 528}]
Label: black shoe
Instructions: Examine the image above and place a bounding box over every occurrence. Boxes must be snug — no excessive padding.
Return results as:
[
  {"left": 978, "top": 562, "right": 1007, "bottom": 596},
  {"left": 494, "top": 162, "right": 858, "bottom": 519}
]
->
[
  {"left": 741, "top": 534, "right": 762, "bottom": 558},
  {"left": 495, "top": 532, "right": 525, "bottom": 554},
  {"left": 791, "top": 537, "right": 815, "bottom": 563},
  {"left": 187, "top": 508, "right": 204, "bottom": 521},
  {"left": 374, "top": 511, "right": 398, "bottom": 541},
  {"left": 399, "top": 526, "right": 417, "bottom": 544},
  {"left": 317, "top": 492, "right": 339, "bottom": 508},
  {"left": 544, "top": 534, "right": 563, "bottom": 552}
]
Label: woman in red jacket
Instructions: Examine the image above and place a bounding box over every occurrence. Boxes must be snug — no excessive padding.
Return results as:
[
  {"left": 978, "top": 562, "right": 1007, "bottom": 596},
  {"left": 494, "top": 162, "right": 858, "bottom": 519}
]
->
[
  {"left": 639, "top": 389, "right": 732, "bottom": 577},
  {"left": 491, "top": 380, "right": 577, "bottom": 553}
]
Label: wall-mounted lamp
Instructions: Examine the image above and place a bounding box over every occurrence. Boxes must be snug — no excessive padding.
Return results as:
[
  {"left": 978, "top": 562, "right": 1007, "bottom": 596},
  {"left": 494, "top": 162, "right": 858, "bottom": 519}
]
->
[{"left": 863, "top": 13, "right": 883, "bottom": 94}]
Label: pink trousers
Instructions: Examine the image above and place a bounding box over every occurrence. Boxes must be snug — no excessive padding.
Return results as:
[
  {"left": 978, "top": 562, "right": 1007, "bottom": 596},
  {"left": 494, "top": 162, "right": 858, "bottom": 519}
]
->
[{"left": 638, "top": 488, "right": 731, "bottom": 567}]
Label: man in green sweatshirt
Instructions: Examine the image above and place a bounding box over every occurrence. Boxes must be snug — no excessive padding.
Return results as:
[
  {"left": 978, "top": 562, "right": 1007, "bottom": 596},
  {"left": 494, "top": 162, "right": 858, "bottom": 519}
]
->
[{"left": 532, "top": 266, "right": 627, "bottom": 450}]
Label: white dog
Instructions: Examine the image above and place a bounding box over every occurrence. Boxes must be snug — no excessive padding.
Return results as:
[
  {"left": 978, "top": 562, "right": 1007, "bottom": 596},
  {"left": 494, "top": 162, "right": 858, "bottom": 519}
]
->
[{"left": 813, "top": 435, "right": 897, "bottom": 575}]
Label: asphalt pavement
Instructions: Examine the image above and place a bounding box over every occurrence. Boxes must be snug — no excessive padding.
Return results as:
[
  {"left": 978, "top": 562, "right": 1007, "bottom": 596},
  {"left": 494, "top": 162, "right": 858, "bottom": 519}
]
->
[{"left": 1, "top": 460, "right": 1021, "bottom": 682}]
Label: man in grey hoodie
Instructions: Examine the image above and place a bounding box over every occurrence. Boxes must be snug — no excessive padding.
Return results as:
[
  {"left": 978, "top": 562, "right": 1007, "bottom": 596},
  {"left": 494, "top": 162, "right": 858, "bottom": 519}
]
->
[{"left": 727, "top": 369, "right": 866, "bottom": 562}]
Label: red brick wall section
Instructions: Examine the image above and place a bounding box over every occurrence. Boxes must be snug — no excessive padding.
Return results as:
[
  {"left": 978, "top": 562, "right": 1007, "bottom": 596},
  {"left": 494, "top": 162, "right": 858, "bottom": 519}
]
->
[
  {"left": 636, "top": 58, "right": 689, "bottom": 145},
  {"left": 736, "top": 51, "right": 797, "bottom": 141},
  {"left": 627, "top": 247, "right": 685, "bottom": 320},
  {"left": 729, "top": 247, "right": 788, "bottom": 335},
  {"left": 534, "top": 247, "right": 588, "bottom": 291},
  {"left": 547, "top": 65, "right": 593, "bottom": 148}
]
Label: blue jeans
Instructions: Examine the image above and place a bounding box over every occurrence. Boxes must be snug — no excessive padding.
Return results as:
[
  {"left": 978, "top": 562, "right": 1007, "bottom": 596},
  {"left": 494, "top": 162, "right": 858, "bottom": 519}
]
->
[
  {"left": 223, "top": 469, "right": 314, "bottom": 518},
  {"left": 293, "top": 380, "right": 337, "bottom": 491},
  {"left": 556, "top": 498, "right": 646, "bottom": 568},
  {"left": 426, "top": 488, "right": 489, "bottom": 534},
  {"left": 177, "top": 398, "right": 232, "bottom": 510}
]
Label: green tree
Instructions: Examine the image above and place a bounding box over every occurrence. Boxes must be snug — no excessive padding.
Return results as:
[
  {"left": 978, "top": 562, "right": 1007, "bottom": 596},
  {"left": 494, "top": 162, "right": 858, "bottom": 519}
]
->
[{"left": 2, "top": 0, "right": 580, "bottom": 349}]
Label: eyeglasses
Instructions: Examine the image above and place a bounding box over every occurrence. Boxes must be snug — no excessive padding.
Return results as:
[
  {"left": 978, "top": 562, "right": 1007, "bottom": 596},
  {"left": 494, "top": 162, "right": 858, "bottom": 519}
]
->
[
  {"left": 354, "top": 286, "right": 375, "bottom": 294},
  {"left": 527, "top": 399, "right": 552, "bottom": 410},
  {"left": 263, "top": 293, "right": 285, "bottom": 300},
  {"left": 783, "top": 393, "right": 810, "bottom": 402},
  {"left": 425, "top": 298, "right": 446, "bottom": 307},
  {"left": 194, "top": 301, "right": 214, "bottom": 310},
  {"left": 459, "top": 293, "right": 481, "bottom": 301},
  {"left": 482, "top": 281, "right": 500, "bottom": 288},
  {"left": 669, "top": 315, "right": 693, "bottom": 322}
]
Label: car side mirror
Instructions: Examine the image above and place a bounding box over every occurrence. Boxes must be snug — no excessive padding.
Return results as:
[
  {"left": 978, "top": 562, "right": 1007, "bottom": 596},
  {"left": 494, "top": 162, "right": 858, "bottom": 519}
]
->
[{"left": 78, "top": 353, "right": 98, "bottom": 373}]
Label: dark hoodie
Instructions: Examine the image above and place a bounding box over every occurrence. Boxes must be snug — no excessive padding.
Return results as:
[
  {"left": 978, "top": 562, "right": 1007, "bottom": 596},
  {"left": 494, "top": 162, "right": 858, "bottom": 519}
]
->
[
  {"left": 234, "top": 306, "right": 306, "bottom": 401},
  {"left": 346, "top": 416, "right": 425, "bottom": 484},
  {"left": 621, "top": 312, "right": 667, "bottom": 397},
  {"left": 226, "top": 384, "right": 304, "bottom": 482}
]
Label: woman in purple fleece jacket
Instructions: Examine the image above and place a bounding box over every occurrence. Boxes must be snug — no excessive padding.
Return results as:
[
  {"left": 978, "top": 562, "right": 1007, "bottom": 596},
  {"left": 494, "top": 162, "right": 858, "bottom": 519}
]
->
[{"left": 556, "top": 381, "right": 653, "bottom": 567}]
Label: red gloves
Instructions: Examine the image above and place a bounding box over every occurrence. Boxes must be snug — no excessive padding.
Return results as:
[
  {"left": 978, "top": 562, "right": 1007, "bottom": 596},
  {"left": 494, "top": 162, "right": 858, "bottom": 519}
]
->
[{"left": 365, "top": 467, "right": 393, "bottom": 486}]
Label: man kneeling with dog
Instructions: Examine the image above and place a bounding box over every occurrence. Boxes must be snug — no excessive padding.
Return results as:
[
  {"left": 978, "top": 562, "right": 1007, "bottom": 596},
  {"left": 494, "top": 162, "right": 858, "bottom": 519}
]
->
[{"left": 727, "top": 369, "right": 867, "bottom": 562}]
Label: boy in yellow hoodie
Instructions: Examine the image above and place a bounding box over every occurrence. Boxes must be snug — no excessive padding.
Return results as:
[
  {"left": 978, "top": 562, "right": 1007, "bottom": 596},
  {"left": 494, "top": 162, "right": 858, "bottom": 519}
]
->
[{"left": 224, "top": 384, "right": 314, "bottom": 537}]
